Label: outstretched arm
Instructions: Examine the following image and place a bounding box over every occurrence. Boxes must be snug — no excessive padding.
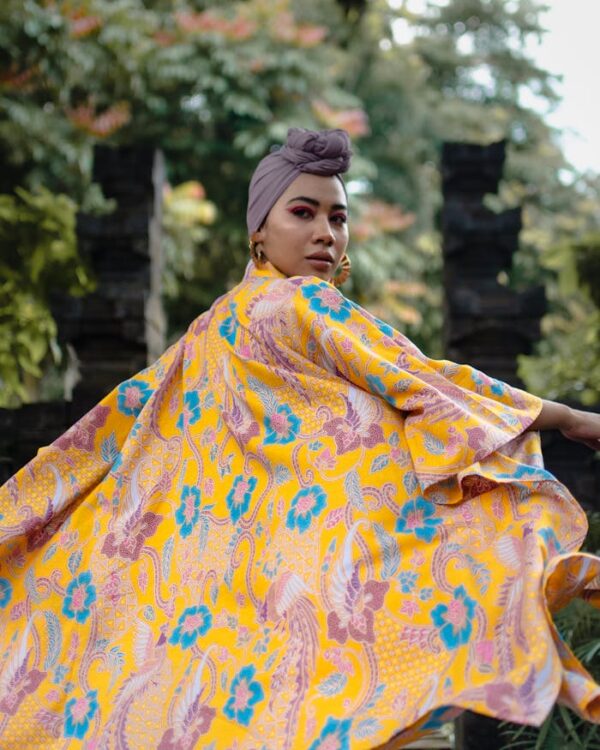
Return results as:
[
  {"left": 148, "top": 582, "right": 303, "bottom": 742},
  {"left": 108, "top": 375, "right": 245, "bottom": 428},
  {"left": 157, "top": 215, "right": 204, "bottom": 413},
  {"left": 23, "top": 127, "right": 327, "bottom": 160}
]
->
[{"left": 529, "top": 399, "right": 600, "bottom": 451}]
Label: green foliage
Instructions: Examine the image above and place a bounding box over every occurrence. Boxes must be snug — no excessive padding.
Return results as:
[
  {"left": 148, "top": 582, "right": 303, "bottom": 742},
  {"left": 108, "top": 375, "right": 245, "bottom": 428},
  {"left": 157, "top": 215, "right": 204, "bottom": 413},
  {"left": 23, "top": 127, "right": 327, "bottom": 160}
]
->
[
  {"left": 0, "top": 0, "right": 357, "bottom": 383},
  {"left": 518, "top": 233, "right": 600, "bottom": 405},
  {"left": 1, "top": 0, "right": 600, "bottom": 407},
  {"left": 0, "top": 186, "right": 94, "bottom": 405}
]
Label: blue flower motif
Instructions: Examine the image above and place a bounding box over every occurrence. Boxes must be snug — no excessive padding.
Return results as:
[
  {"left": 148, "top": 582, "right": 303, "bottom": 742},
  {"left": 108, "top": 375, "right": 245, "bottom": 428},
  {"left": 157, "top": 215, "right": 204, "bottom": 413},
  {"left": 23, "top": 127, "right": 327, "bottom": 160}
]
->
[
  {"left": 117, "top": 378, "right": 153, "bottom": 417},
  {"left": 419, "top": 587, "right": 433, "bottom": 601},
  {"left": 395, "top": 497, "right": 442, "bottom": 542},
  {"left": 366, "top": 372, "right": 397, "bottom": 406},
  {"left": 264, "top": 404, "right": 301, "bottom": 445},
  {"left": 366, "top": 373, "right": 386, "bottom": 396},
  {"left": 62, "top": 571, "right": 96, "bottom": 624},
  {"left": 111, "top": 452, "right": 123, "bottom": 475},
  {"left": 301, "top": 283, "right": 352, "bottom": 322},
  {"left": 374, "top": 317, "right": 394, "bottom": 338},
  {"left": 175, "top": 485, "right": 201, "bottom": 538},
  {"left": 224, "top": 665, "right": 264, "bottom": 726},
  {"left": 53, "top": 665, "right": 69, "bottom": 684},
  {"left": 538, "top": 527, "right": 563, "bottom": 556},
  {"left": 308, "top": 716, "right": 352, "bottom": 750},
  {"left": 496, "top": 463, "right": 553, "bottom": 480},
  {"left": 170, "top": 604, "right": 212, "bottom": 649},
  {"left": 286, "top": 486, "right": 327, "bottom": 533},
  {"left": 0, "top": 578, "right": 12, "bottom": 609},
  {"left": 226, "top": 475, "right": 257, "bottom": 523},
  {"left": 177, "top": 390, "right": 202, "bottom": 430},
  {"left": 398, "top": 570, "right": 418, "bottom": 593},
  {"left": 431, "top": 585, "right": 476, "bottom": 650},
  {"left": 490, "top": 378, "right": 506, "bottom": 396},
  {"left": 64, "top": 689, "right": 99, "bottom": 739},
  {"left": 219, "top": 304, "right": 239, "bottom": 345}
]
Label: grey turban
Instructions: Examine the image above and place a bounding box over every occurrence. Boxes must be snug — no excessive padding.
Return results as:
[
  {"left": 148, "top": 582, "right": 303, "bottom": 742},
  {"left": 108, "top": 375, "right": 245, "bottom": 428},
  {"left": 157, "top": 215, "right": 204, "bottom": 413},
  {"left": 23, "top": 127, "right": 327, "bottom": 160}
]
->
[{"left": 246, "top": 127, "right": 352, "bottom": 234}]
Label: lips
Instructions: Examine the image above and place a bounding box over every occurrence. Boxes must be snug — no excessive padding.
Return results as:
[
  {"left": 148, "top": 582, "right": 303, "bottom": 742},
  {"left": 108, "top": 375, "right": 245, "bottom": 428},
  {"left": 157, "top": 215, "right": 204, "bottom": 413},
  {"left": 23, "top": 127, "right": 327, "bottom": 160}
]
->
[{"left": 306, "top": 252, "right": 334, "bottom": 263}]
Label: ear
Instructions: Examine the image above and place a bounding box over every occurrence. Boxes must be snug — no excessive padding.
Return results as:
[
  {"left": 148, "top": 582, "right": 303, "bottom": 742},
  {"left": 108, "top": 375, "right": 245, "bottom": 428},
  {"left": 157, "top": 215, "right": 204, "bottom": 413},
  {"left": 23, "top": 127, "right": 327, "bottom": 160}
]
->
[{"left": 250, "top": 230, "right": 264, "bottom": 245}]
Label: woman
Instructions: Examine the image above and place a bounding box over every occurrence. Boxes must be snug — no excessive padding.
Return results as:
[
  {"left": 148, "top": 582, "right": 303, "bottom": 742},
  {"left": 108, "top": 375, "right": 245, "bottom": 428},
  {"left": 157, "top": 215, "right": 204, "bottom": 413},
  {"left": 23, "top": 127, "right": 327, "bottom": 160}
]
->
[{"left": 0, "top": 128, "right": 599, "bottom": 749}]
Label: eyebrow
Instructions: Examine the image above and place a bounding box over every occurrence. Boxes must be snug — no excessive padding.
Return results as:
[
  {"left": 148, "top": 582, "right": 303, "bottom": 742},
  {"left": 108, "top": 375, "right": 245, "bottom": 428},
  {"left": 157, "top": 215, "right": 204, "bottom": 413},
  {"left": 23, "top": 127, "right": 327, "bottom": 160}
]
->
[{"left": 286, "top": 195, "right": 347, "bottom": 211}]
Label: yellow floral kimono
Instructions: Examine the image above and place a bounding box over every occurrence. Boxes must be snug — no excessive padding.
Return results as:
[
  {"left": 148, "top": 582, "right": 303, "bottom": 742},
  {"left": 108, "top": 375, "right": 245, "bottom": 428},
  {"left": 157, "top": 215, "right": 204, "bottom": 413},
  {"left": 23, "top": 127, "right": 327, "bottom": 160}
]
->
[{"left": 1, "top": 261, "right": 599, "bottom": 750}]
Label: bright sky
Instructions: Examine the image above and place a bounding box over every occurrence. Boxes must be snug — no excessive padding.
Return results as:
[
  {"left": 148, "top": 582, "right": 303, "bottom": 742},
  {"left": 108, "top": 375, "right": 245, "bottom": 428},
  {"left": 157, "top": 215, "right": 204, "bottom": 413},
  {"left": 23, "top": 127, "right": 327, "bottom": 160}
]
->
[
  {"left": 392, "top": 0, "right": 600, "bottom": 174},
  {"left": 528, "top": 0, "right": 600, "bottom": 174}
]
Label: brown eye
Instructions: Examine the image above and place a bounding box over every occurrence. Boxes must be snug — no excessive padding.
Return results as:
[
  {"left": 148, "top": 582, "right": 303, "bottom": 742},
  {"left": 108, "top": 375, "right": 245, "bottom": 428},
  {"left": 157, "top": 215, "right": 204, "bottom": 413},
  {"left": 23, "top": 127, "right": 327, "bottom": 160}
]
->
[{"left": 289, "top": 206, "right": 314, "bottom": 219}]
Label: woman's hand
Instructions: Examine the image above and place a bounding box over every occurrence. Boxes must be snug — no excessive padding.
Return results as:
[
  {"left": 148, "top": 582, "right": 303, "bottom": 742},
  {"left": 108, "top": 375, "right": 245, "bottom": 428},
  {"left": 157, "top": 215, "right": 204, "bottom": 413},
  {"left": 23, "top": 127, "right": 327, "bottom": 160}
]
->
[
  {"left": 560, "top": 407, "right": 600, "bottom": 451},
  {"left": 529, "top": 399, "right": 600, "bottom": 451}
]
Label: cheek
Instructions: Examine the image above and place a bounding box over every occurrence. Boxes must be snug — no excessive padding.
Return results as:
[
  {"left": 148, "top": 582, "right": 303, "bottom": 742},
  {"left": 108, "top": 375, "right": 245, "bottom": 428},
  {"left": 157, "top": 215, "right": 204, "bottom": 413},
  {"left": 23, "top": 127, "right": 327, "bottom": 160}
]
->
[
  {"left": 266, "top": 216, "right": 309, "bottom": 243},
  {"left": 336, "top": 227, "right": 349, "bottom": 247}
]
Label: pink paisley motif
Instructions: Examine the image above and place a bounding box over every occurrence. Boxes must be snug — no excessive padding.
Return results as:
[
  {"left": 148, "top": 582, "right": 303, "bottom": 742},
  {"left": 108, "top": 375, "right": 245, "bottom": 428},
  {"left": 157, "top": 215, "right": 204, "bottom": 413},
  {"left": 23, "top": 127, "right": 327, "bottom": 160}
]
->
[
  {"left": 322, "top": 394, "right": 384, "bottom": 454},
  {"left": 327, "top": 576, "right": 389, "bottom": 645},
  {"left": 0, "top": 666, "right": 46, "bottom": 716},
  {"left": 461, "top": 475, "right": 498, "bottom": 500},
  {"left": 55, "top": 405, "right": 111, "bottom": 452},
  {"left": 23, "top": 506, "right": 69, "bottom": 552},
  {"left": 465, "top": 426, "right": 487, "bottom": 451},
  {"left": 101, "top": 512, "right": 162, "bottom": 561},
  {"left": 157, "top": 705, "right": 216, "bottom": 749}
]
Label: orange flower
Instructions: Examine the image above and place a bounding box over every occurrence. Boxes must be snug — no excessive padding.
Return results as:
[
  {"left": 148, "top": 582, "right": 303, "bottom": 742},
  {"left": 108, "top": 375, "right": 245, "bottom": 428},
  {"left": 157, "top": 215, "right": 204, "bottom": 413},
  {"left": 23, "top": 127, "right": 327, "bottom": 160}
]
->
[
  {"left": 175, "top": 10, "right": 221, "bottom": 33},
  {"left": 67, "top": 102, "right": 131, "bottom": 138},
  {"left": 224, "top": 17, "right": 258, "bottom": 41},
  {"left": 312, "top": 100, "right": 370, "bottom": 138},
  {"left": 0, "top": 66, "right": 38, "bottom": 91},
  {"left": 269, "top": 12, "right": 327, "bottom": 47},
  {"left": 153, "top": 30, "right": 178, "bottom": 47},
  {"left": 295, "top": 24, "right": 328, "bottom": 47},
  {"left": 362, "top": 200, "right": 416, "bottom": 233},
  {"left": 175, "top": 10, "right": 256, "bottom": 40},
  {"left": 68, "top": 12, "right": 103, "bottom": 38}
]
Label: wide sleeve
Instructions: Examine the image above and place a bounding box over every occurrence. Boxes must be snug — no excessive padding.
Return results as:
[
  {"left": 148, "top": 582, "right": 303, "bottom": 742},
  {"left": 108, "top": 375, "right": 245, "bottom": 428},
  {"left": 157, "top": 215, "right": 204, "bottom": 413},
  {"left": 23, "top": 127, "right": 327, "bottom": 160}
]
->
[
  {"left": 274, "top": 277, "right": 546, "bottom": 505},
  {"left": 0, "top": 335, "right": 184, "bottom": 547}
]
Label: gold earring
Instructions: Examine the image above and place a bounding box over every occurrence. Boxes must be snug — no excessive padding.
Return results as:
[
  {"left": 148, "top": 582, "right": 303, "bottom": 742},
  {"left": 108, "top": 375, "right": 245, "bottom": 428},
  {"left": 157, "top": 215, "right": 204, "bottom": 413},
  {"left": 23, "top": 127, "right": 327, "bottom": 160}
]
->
[
  {"left": 333, "top": 254, "right": 351, "bottom": 287},
  {"left": 249, "top": 238, "right": 266, "bottom": 265}
]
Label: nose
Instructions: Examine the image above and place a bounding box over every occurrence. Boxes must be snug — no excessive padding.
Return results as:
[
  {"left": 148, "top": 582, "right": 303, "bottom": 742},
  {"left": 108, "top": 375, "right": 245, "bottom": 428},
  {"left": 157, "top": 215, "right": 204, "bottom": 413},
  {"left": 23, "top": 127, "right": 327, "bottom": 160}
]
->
[{"left": 312, "top": 215, "right": 335, "bottom": 245}]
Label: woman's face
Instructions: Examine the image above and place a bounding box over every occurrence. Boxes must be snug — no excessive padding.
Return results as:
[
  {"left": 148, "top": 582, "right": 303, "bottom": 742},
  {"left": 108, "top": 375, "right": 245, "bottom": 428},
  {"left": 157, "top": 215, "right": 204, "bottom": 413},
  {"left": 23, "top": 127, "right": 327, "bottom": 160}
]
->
[{"left": 253, "top": 173, "right": 349, "bottom": 282}]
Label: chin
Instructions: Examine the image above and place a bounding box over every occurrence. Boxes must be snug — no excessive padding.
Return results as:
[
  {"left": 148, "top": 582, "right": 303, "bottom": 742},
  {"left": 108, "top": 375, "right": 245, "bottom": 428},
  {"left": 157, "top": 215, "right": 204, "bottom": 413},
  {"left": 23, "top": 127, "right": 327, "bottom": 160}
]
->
[{"left": 308, "top": 270, "right": 332, "bottom": 282}]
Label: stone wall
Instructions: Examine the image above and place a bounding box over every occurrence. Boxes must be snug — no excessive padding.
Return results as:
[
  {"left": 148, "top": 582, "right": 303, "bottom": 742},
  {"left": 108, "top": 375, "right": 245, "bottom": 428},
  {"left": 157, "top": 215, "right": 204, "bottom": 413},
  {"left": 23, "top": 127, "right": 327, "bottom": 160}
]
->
[
  {"left": 0, "top": 146, "right": 165, "bottom": 482},
  {"left": 441, "top": 140, "right": 599, "bottom": 512}
]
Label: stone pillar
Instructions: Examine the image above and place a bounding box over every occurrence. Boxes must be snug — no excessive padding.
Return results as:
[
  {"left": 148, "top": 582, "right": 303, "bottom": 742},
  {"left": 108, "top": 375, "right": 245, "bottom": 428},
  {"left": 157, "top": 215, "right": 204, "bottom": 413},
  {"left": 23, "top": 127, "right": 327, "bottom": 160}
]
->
[
  {"left": 57, "top": 145, "right": 166, "bottom": 418},
  {"left": 441, "top": 140, "right": 546, "bottom": 386},
  {"left": 441, "top": 140, "right": 599, "bottom": 512},
  {"left": 0, "top": 146, "right": 165, "bottom": 478}
]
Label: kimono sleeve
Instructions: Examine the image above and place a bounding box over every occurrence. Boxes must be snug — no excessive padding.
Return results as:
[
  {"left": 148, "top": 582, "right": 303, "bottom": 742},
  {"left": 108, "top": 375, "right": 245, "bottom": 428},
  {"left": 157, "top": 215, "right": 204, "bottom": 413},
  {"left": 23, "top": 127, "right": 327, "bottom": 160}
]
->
[
  {"left": 278, "top": 277, "right": 545, "bottom": 505},
  {"left": 0, "top": 336, "right": 184, "bottom": 547}
]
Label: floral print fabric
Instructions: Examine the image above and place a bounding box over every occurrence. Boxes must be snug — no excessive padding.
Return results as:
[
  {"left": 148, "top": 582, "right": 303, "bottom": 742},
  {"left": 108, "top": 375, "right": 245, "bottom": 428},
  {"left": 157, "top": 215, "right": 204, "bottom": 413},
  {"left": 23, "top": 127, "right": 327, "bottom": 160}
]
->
[{"left": 0, "top": 261, "right": 599, "bottom": 749}]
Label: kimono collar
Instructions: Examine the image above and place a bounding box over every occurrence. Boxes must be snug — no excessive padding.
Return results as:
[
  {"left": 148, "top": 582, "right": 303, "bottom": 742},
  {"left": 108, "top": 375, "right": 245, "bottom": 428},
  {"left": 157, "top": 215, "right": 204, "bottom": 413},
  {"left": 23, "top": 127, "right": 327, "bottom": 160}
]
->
[{"left": 242, "top": 260, "right": 290, "bottom": 282}]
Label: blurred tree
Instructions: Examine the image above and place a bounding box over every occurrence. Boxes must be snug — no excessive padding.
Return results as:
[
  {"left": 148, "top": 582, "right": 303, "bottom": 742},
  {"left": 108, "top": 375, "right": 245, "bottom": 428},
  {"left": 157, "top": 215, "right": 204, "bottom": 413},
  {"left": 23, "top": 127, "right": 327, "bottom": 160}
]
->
[
  {"left": 0, "top": 0, "right": 599, "bottom": 406},
  {"left": 326, "top": 0, "right": 600, "bottom": 370}
]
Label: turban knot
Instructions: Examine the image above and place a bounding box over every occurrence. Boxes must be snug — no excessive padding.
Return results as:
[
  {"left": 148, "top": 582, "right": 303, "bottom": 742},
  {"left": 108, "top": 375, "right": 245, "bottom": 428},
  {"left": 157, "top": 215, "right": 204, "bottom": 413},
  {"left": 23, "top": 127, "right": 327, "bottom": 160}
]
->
[{"left": 247, "top": 127, "right": 352, "bottom": 234}]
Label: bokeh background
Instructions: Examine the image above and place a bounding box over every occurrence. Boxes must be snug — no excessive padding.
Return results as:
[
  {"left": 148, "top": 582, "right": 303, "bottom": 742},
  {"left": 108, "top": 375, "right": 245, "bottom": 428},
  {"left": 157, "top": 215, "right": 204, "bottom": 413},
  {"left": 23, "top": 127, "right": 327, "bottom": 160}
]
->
[
  {"left": 1, "top": 0, "right": 599, "bottom": 410},
  {"left": 1, "top": 2, "right": 599, "bottom": 747}
]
